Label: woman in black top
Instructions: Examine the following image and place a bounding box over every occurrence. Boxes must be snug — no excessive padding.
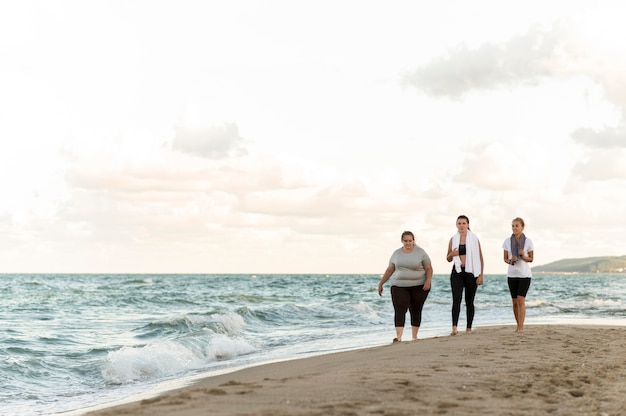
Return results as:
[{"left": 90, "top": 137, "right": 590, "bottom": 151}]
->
[{"left": 446, "top": 215, "right": 484, "bottom": 335}]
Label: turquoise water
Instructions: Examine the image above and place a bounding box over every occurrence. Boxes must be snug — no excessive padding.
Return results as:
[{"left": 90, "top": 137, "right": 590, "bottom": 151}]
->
[{"left": 1, "top": 273, "right": 625, "bottom": 415}]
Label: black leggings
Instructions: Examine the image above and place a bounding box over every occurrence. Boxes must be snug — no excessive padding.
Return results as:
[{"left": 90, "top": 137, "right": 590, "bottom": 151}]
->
[
  {"left": 450, "top": 267, "right": 478, "bottom": 328},
  {"left": 391, "top": 285, "right": 429, "bottom": 327}
]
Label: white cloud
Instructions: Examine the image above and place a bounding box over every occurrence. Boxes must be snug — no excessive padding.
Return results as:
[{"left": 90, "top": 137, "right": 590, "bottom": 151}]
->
[
  {"left": 173, "top": 123, "right": 246, "bottom": 158},
  {"left": 404, "top": 23, "right": 565, "bottom": 97},
  {"left": 570, "top": 148, "right": 626, "bottom": 181},
  {"left": 571, "top": 126, "right": 626, "bottom": 148}
]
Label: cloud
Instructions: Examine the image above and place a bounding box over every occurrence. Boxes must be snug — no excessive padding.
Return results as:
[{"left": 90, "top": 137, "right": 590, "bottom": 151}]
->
[
  {"left": 568, "top": 123, "right": 626, "bottom": 183},
  {"left": 173, "top": 123, "right": 247, "bottom": 159},
  {"left": 58, "top": 126, "right": 446, "bottom": 261},
  {"left": 404, "top": 23, "right": 564, "bottom": 98},
  {"left": 405, "top": 15, "right": 626, "bottom": 126},
  {"left": 570, "top": 148, "right": 626, "bottom": 181},
  {"left": 404, "top": 15, "right": 626, "bottom": 189},
  {"left": 571, "top": 126, "right": 626, "bottom": 148},
  {"left": 449, "top": 140, "right": 578, "bottom": 192}
]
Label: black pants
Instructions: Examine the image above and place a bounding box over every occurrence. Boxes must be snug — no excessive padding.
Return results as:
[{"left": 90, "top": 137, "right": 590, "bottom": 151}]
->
[
  {"left": 450, "top": 267, "right": 478, "bottom": 328},
  {"left": 391, "top": 285, "right": 429, "bottom": 327}
]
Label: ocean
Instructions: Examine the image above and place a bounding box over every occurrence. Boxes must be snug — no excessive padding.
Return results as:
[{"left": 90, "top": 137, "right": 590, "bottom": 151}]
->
[{"left": 1, "top": 272, "right": 625, "bottom": 415}]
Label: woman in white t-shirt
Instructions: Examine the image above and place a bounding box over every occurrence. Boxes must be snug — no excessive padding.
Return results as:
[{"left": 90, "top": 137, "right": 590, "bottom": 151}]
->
[{"left": 502, "top": 217, "right": 534, "bottom": 333}]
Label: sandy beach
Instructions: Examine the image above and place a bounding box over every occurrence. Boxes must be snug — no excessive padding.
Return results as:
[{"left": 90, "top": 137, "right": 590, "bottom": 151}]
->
[{"left": 86, "top": 325, "right": 626, "bottom": 416}]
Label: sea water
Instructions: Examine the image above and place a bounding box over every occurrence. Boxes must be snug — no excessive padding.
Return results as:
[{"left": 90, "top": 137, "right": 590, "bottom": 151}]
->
[{"left": 1, "top": 273, "right": 625, "bottom": 415}]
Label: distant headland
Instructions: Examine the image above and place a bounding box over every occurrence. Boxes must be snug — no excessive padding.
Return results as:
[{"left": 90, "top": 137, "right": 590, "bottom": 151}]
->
[{"left": 533, "top": 255, "right": 626, "bottom": 273}]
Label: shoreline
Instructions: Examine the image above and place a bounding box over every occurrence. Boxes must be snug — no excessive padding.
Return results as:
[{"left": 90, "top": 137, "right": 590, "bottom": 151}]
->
[{"left": 84, "top": 324, "right": 626, "bottom": 416}]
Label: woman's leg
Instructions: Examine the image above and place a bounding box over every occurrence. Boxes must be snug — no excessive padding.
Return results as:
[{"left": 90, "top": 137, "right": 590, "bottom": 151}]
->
[
  {"left": 513, "top": 296, "right": 526, "bottom": 332},
  {"left": 463, "top": 272, "right": 478, "bottom": 332},
  {"left": 450, "top": 269, "right": 464, "bottom": 334},
  {"left": 513, "top": 278, "right": 531, "bottom": 332},
  {"left": 408, "top": 285, "right": 429, "bottom": 340},
  {"left": 508, "top": 277, "right": 528, "bottom": 332},
  {"left": 391, "top": 286, "right": 410, "bottom": 341}
]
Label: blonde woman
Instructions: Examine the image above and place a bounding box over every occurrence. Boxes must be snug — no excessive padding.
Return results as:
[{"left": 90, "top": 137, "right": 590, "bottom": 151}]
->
[{"left": 503, "top": 217, "right": 534, "bottom": 333}]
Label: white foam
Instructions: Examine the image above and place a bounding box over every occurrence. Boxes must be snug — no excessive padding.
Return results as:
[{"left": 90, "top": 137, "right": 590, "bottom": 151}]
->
[
  {"left": 101, "top": 334, "right": 256, "bottom": 384},
  {"left": 102, "top": 340, "right": 205, "bottom": 384},
  {"left": 352, "top": 301, "right": 381, "bottom": 321},
  {"left": 204, "top": 334, "right": 257, "bottom": 360},
  {"left": 526, "top": 299, "right": 550, "bottom": 307},
  {"left": 211, "top": 311, "right": 247, "bottom": 334}
]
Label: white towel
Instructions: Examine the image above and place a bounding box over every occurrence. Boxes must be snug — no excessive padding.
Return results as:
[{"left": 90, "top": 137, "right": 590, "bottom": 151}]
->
[{"left": 452, "top": 230, "right": 482, "bottom": 277}]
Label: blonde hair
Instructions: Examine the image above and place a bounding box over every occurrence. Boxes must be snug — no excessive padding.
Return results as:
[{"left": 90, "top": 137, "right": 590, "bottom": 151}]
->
[{"left": 512, "top": 217, "right": 525, "bottom": 227}]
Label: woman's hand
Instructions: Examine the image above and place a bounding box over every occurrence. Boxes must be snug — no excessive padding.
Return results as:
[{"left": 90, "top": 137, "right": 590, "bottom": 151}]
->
[
  {"left": 476, "top": 275, "right": 484, "bottom": 286},
  {"left": 377, "top": 283, "right": 384, "bottom": 296},
  {"left": 447, "top": 247, "right": 459, "bottom": 261}
]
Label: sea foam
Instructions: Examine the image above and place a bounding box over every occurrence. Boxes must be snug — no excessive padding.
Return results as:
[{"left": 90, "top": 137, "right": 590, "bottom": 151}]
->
[{"left": 101, "top": 334, "right": 256, "bottom": 384}]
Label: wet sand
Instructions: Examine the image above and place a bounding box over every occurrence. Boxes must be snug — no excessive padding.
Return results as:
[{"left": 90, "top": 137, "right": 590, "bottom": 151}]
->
[{"left": 87, "top": 325, "right": 626, "bottom": 415}]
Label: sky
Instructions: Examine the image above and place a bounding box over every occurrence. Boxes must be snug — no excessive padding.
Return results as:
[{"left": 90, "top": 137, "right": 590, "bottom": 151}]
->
[{"left": 1, "top": 0, "right": 625, "bottom": 274}]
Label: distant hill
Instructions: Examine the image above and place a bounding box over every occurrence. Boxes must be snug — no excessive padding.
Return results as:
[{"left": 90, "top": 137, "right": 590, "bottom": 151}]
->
[{"left": 533, "top": 255, "right": 626, "bottom": 273}]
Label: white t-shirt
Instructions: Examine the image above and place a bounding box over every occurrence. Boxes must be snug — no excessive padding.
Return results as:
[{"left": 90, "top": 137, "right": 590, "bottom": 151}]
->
[{"left": 502, "top": 237, "right": 534, "bottom": 278}]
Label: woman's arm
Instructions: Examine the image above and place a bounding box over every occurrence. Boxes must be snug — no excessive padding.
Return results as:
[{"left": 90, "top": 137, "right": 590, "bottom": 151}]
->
[
  {"left": 523, "top": 251, "right": 534, "bottom": 263},
  {"left": 423, "top": 263, "right": 433, "bottom": 291},
  {"left": 378, "top": 265, "right": 395, "bottom": 296},
  {"left": 446, "top": 239, "right": 455, "bottom": 262},
  {"left": 477, "top": 240, "right": 484, "bottom": 285},
  {"left": 503, "top": 250, "right": 511, "bottom": 264}
]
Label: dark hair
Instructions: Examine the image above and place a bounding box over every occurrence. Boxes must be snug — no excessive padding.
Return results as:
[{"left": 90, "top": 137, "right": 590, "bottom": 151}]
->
[
  {"left": 401, "top": 231, "right": 415, "bottom": 241},
  {"left": 456, "top": 215, "right": 471, "bottom": 230},
  {"left": 512, "top": 217, "right": 525, "bottom": 227}
]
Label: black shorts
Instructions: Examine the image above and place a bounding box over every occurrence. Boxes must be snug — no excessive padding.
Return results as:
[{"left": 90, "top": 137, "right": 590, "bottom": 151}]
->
[{"left": 508, "top": 277, "right": 531, "bottom": 298}]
